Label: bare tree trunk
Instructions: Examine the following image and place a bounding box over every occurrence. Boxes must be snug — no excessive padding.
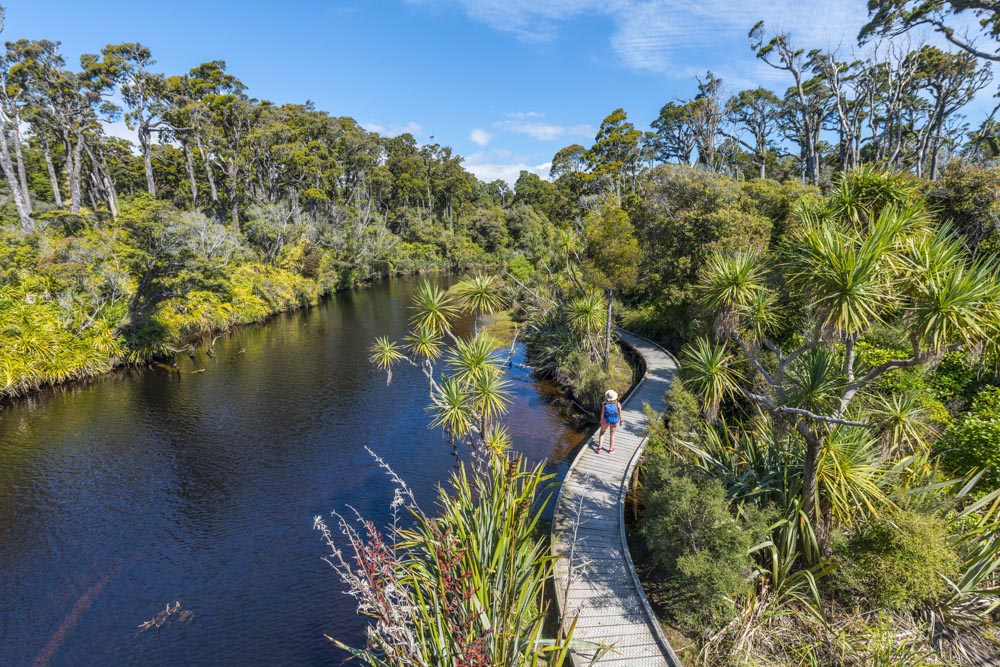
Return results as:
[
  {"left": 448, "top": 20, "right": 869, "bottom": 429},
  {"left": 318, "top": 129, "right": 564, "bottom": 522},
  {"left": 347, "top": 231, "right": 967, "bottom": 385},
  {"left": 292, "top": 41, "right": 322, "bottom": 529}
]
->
[
  {"left": 604, "top": 289, "right": 613, "bottom": 372},
  {"left": 68, "top": 131, "right": 84, "bottom": 214},
  {"left": 196, "top": 135, "right": 218, "bottom": 204},
  {"left": 10, "top": 117, "right": 32, "bottom": 214},
  {"left": 82, "top": 141, "right": 119, "bottom": 218},
  {"left": 183, "top": 141, "right": 198, "bottom": 210},
  {"left": 797, "top": 421, "right": 822, "bottom": 519},
  {"left": 42, "top": 138, "right": 63, "bottom": 208},
  {"left": 86, "top": 173, "right": 100, "bottom": 210},
  {"left": 0, "top": 127, "right": 32, "bottom": 233},
  {"left": 226, "top": 158, "right": 239, "bottom": 229},
  {"left": 140, "top": 125, "right": 156, "bottom": 196}
]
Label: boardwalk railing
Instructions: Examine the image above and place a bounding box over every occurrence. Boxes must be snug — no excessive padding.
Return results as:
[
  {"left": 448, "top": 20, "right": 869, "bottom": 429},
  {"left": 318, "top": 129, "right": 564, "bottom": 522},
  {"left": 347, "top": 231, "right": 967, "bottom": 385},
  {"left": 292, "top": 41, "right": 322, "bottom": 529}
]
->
[{"left": 551, "top": 331, "right": 682, "bottom": 667}]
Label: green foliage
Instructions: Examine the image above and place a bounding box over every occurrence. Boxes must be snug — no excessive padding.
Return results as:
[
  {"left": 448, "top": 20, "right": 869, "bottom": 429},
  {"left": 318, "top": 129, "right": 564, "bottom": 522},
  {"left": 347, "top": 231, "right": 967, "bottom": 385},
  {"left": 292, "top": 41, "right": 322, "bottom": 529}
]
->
[
  {"left": 939, "top": 389, "right": 1000, "bottom": 486},
  {"left": 580, "top": 201, "right": 641, "bottom": 292},
  {"left": 646, "top": 379, "right": 705, "bottom": 456},
  {"left": 553, "top": 349, "right": 618, "bottom": 414},
  {"left": 926, "top": 160, "right": 1000, "bottom": 259},
  {"left": 928, "top": 351, "right": 979, "bottom": 409},
  {"left": 631, "top": 166, "right": 778, "bottom": 341},
  {"left": 318, "top": 452, "right": 575, "bottom": 666},
  {"left": 833, "top": 509, "right": 961, "bottom": 611},
  {"left": 641, "top": 463, "right": 754, "bottom": 634}
]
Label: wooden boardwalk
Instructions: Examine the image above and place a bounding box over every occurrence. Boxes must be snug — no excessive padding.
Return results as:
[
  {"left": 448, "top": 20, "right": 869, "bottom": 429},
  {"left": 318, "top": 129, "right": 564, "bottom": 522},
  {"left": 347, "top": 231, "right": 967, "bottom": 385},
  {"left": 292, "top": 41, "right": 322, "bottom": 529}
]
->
[{"left": 551, "top": 331, "right": 681, "bottom": 667}]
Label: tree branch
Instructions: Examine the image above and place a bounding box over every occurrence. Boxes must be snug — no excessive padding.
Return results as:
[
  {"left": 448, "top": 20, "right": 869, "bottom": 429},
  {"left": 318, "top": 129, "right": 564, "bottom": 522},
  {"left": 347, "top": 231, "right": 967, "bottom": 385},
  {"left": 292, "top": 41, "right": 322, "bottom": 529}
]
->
[
  {"left": 739, "top": 387, "right": 871, "bottom": 428},
  {"left": 731, "top": 331, "right": 777, "bottom": 387}
]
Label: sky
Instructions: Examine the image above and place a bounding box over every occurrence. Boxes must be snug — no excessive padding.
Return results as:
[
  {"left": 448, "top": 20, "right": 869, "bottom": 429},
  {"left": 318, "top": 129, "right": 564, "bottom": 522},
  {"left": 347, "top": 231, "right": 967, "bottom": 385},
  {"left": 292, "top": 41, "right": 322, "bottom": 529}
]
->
[{"left": 6, "top": 0, "right": 996, "bottom": 183}]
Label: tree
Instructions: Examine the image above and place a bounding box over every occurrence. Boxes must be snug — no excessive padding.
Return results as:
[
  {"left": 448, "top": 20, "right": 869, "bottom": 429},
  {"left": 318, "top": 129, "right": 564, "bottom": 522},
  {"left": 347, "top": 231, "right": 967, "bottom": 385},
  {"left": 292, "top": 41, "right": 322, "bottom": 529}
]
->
[
  {"left": 588, "top": 108, "right": 641, "bottom": 206},
  {"left": 369, "top": 277, "right": 513, "bottom": 448},
  {"left": 650, "top": 101, "right": 695, "bottom": 166},
  {"left": 581, "top": 201, "right": 641, "bottom": 294},
  {"left": 726, "top": 88, "right": 782, "bottom": 178},
  {"left": 684, "top": 170, "right": 1000, "bottom": 524},
  {"left": 0, "top": 10, "right": 34, "bottom": 231},
  {"left": 912, "top": 45, "right": 991, "bottom": 179},
  {"left": 750, "top": 23, "right": 823, "bottom": 185},
  {"left": 810, "top": 52, "right": 866, "bottom": 172},
  {"left": 82, "top": 43, "right": 168, "bottom": 196},
  {"left": 690, "top": 72, "right": 728, "bottom": 172},
  {"left": 861, "top": 0, "right": 1000, "bottom": 62}
]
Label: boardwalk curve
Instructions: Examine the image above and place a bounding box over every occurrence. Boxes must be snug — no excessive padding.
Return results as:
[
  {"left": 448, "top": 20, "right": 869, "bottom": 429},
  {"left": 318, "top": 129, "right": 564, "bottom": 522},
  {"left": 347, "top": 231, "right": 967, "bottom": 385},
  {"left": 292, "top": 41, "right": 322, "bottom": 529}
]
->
[{"left": 551, "top": 330, "right": 681, "bottom": 666}]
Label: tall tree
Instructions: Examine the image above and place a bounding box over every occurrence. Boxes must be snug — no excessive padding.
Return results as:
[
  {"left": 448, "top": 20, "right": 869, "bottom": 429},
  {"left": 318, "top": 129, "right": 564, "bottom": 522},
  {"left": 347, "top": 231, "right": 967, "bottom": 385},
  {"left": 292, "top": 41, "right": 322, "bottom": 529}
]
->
[
  {"left": 81, "top": 43, "right": 168, "bottom": 196},
  {"left": 912, "top": 45, "right": 992, "bottom": 178},
  {"left": 726, "top": 87, "right": 782, "bottom": 178},
  {"left": 588, "top": 108, "right": 641, "bottom": 206},
  {"left": 0, "top": 9, "right": 33, "bottom": 231},
  {"left": 689, "top": 72, "right": 728, "bottom": 172},
  {"left": 651, "top": 101, "right": 696, "bottom": 165},
  {"left": 750, "top": 23, "right": 823, "bottom": 185},
  {"left": 811, "top": 52, "right": 867, "bottom": 172}
]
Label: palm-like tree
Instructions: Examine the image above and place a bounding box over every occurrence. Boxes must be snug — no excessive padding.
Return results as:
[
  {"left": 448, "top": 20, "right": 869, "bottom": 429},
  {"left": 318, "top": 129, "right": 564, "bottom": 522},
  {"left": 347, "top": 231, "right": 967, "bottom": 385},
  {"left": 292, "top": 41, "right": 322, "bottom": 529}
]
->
[
  {"left": 410, "top": 280, "right": 458, "bottom": 338},
  {"left": 404, "top": 326, "right": 444, "bottom": 362},
  {"left": 566, "top": 292, "right": 607, "bottom": 362},
  {"left": 700, "top": 250, "right": 767, "bottom": 336},
  {"left": 453, "top": 273, "right": 507, "bottom": 332},
  {"left": 429, "top": 376, "right": 475, "bottom": 441},
  {"left": 372, "top": 277, "right": 515, "bottom": 452},
  {"left": 369, "top": 336, "right": 405, "bottom": 385},
  {"left": 680, "top": 337, "right": 744, "bottom": 423},
  {"left": 685, "top": 169, "right": 1000, "bottom": 526},
  {"left": 447, "top": 333, "right": 504, "bottom": 383}
]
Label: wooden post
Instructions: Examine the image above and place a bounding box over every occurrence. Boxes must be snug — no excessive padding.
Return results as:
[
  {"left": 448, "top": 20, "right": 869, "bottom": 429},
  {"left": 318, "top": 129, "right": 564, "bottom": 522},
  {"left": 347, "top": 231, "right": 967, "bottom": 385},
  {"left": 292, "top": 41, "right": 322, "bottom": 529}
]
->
[{"left": 604, "top": 288, "right": 613, "bottom": 372}]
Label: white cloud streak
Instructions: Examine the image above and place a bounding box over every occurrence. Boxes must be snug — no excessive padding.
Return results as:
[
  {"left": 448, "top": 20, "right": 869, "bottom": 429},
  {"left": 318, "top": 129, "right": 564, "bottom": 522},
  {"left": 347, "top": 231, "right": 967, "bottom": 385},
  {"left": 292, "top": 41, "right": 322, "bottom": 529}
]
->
[
  {"left": 410, "top": 0, "right": 871, "bottom": 73},
  {"left": 492, "top": 113, "right": 594, "bottom": 141}
]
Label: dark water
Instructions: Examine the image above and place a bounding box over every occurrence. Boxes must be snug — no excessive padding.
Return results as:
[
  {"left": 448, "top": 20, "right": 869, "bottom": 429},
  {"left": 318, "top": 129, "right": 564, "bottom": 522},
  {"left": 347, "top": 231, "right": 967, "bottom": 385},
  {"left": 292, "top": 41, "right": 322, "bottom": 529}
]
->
[{"left": 0, "top": 276, "right": 586, "bottom": 667}]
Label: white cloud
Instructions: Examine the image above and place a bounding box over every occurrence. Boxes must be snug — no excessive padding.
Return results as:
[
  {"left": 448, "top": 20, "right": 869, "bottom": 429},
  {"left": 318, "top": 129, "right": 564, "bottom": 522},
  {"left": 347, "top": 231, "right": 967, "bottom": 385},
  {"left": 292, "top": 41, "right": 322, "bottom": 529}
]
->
[
  {"left": 362, "top": 120, "right": 424, "bottom": 137},
  {"left": 463, "top": 150, "right": 552, "bottom": 184},
  {"left": 469, "top": 128, "right": 492, "bottom": 146},
  {"left": 504, "top": 111, "right": 545, "bottom": 119},
  {"left": 492, "top": 115, "right": 594, "bottom": 142},
  {"left": 411, "top": 0, "right": 871, "bottom": 74}
]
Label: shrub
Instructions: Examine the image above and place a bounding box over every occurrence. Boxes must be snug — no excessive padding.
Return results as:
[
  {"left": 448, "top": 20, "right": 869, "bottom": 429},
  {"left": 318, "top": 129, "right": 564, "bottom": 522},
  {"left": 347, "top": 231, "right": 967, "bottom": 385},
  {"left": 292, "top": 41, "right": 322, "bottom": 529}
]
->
[
  {"left": 833, "top": 509, "right": 961, "bottom": 612},
  {"left": 641, "top": 464, "right": 753, "bottom": 634},
  {"left": 938, "top": 385, "right": 1000, "bottom": 484},
  {"left": 928, "top": 351, "right": 979, "bottom": 410}
]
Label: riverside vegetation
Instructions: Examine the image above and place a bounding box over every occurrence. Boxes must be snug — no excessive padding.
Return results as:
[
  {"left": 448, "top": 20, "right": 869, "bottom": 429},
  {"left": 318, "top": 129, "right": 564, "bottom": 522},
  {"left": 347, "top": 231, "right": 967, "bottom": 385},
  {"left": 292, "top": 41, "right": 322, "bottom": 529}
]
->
[{"left": 7, "top": 1, "right": 1000, "bottom": 665}]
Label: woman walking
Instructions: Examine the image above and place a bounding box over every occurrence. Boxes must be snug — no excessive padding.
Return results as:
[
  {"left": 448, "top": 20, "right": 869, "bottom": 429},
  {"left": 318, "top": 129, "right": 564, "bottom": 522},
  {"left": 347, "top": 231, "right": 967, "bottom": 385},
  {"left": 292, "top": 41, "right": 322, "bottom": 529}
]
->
[{"left": 597, "top": 389, "right": 623, "bottom": 453}]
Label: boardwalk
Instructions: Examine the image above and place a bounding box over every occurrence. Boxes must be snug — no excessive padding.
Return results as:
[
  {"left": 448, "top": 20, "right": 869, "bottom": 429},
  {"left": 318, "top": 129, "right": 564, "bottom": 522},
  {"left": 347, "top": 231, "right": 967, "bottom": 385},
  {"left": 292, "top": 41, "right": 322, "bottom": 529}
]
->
[{"left": 551, "top": 331, "right": 681, "bottom": 667}]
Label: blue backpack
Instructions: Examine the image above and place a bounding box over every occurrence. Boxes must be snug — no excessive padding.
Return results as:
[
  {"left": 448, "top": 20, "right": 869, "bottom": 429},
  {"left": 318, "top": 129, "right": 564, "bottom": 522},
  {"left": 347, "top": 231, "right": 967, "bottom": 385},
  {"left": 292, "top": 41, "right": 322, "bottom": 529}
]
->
[{"left": 603, "top": 402, "right": 620, "bottom": 423}]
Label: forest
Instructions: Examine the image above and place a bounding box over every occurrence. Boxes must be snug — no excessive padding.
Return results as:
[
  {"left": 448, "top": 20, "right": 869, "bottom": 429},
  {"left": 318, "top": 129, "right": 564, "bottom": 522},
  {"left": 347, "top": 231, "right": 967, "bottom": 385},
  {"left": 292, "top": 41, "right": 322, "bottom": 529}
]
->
[{"left": 5, "top": 0, "right": 1000, "bottom": 665}]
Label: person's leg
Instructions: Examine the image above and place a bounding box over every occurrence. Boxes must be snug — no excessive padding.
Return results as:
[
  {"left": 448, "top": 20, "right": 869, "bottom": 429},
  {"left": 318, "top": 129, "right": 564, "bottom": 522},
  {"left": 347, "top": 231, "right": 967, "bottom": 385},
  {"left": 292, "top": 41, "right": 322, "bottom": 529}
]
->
[
  {"left": 597, "top": 421, "right": 608, "bottom": 449},
  {"left": 608, "top": 423, "right": 617, "bottom": 452}
]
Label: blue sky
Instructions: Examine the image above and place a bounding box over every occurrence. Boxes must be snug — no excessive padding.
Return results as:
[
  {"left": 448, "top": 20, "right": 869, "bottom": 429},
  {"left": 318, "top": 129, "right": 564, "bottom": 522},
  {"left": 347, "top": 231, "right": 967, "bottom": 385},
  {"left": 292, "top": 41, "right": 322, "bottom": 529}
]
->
[{"left": 7, "top": 0, "right": 995, "bottom": 183}]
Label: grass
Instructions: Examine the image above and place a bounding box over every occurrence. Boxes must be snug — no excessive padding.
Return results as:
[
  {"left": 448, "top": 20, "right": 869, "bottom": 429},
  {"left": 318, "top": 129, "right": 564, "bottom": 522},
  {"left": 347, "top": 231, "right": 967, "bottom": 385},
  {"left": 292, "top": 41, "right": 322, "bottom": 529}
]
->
[{"left": 483, "top": 309, "right": 519, "bottom": 347}]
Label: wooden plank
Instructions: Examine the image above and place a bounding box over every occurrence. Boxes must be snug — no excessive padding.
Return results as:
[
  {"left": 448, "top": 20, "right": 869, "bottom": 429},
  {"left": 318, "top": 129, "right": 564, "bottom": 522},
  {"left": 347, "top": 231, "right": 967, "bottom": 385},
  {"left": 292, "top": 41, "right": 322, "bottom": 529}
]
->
[{"left": 551, "top": 331, "right": 682, "bottom": 667}]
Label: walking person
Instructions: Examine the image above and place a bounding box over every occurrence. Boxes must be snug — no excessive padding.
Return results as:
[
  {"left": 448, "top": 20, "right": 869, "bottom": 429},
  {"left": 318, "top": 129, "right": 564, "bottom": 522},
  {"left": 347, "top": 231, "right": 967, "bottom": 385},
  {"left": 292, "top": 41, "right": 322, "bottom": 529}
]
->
[{"left": 597, "top": 389, "right": 623, "bottom": 453}]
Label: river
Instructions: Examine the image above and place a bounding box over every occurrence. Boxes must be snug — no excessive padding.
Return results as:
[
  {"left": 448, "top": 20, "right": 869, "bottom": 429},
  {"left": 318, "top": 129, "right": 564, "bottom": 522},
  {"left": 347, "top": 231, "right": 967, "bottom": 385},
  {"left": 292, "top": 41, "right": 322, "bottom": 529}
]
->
[{"left": 0, "top": 275, "right": 586, "bottom": 666}]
